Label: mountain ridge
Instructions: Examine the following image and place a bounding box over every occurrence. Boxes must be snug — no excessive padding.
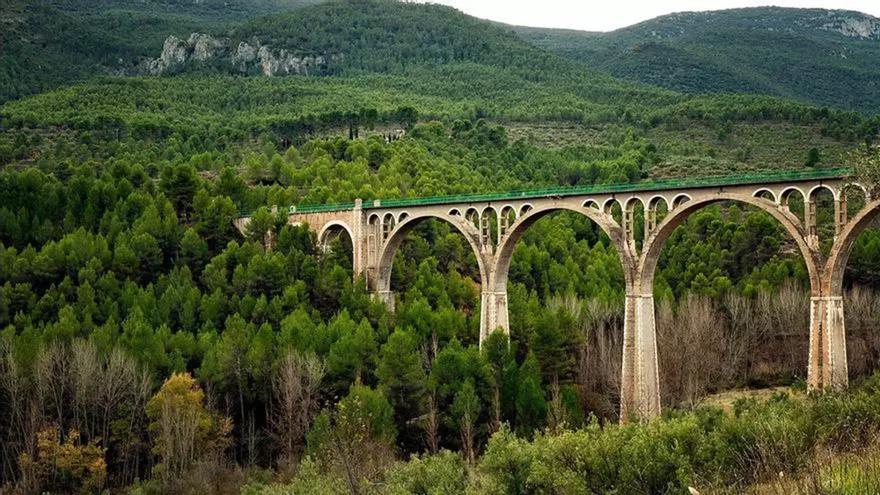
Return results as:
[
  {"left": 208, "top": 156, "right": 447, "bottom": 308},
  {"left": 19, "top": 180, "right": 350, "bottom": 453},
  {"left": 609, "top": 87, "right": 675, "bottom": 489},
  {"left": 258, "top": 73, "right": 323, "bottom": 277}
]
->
[
  {"left": 5, "top": 1, "right": 880, "bottom": 116},
  {"left": 512, "top": 6, "right": 880, "bottom": 114}
]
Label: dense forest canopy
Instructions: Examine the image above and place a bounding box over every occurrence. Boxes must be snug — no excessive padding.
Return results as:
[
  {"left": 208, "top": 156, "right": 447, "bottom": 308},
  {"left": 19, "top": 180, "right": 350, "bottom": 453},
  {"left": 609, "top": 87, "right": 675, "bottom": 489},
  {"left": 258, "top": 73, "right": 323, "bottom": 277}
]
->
[
  {"left": 45, "top": 0, "right": 322, "bottom": 18},
  {"left": 2, "top": 0, "right": 880, "bottom": 493}
]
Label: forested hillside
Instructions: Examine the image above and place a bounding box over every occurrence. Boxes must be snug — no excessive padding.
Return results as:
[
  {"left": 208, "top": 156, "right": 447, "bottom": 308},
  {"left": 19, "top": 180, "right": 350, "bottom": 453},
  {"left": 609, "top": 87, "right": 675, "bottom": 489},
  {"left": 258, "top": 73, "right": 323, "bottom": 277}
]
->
[
  {"left": 45, "top": 0, "right": 321, "bottom": 18},
  {"left": 2, "top": 0, "right": 880, "bottom": 493},
  {"left": 0, "top": 0, "right": 318, "bottom": 103},
  {"left": 4, "top": 3, "right": 877, "bottom": 174},
  {"left": 514, "top": 7, "right": 880, "bottom": 114}
]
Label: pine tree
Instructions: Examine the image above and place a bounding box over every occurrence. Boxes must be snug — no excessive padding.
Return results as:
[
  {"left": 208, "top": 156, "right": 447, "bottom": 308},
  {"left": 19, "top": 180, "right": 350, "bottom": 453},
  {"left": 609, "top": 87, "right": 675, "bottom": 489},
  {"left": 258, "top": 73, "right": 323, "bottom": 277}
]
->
[
  {"left": 515, "top": 353, "right": 547, "bottom": 435},
  {"left": 376, "top": 329, "right": 427, "bottom": 447}
]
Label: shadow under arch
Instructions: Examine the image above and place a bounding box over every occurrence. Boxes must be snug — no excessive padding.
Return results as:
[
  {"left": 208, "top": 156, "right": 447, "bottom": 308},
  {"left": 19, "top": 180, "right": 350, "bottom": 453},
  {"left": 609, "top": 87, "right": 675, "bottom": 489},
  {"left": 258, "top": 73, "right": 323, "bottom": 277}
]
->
[
  {"left": 492, "top": 204, "right": 632, "bottom": 293},
  {"left": 374, "top": 212, "right": 489, "bottom": 295},
  {"left": 637, "top": 193, "right": 822, "bottom": 296}
]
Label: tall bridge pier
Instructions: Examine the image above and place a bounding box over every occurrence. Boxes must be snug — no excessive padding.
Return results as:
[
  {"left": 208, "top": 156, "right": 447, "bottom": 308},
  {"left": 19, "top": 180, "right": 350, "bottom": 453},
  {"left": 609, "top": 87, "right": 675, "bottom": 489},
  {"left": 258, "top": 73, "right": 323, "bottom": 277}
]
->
[{"left": 235, "top": 168, "right": 878, "bottom": 421}]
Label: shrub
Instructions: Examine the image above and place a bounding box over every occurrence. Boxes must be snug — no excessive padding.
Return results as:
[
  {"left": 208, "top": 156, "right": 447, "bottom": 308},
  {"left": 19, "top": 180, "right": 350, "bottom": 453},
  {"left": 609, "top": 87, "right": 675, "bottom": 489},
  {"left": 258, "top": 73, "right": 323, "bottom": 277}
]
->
[
  {"left": 472, "top": 427, "right": 534, "bottom": 495},
  {"left": 248, "top": 371, "right": 880, "bottom": 495},
  {"left": 383, "top": 450, "right": 468, "bottom": 495},
  {"left": 306, "top": 385, "right": 397, "bottom": 492}
]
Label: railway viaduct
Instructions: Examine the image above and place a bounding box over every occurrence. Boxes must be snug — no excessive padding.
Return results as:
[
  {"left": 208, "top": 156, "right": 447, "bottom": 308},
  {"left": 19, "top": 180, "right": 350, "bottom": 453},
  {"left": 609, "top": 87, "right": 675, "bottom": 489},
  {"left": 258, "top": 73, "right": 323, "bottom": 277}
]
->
[{"left": 235, "top": 168, "right": 879, "bottom": 420}]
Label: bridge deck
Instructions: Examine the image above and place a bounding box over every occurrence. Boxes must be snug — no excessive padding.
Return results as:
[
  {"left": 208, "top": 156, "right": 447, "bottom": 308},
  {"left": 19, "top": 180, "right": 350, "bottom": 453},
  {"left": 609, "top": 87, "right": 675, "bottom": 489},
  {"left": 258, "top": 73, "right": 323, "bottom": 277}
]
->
[{"left": 239, "top": 167, "right": 852, "bottom": 217}]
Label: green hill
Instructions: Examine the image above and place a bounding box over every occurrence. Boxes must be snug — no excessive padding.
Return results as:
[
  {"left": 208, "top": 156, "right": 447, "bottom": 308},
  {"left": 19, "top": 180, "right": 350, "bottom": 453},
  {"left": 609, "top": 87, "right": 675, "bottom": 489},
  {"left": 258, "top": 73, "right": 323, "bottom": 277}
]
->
[
  {"left": 136, "top": 0, "right": 638, "bottom": 79},
  {"left": 227, "top": 0, "right": 549, "bottom": 73},
  {"left": 514, "top": 7, "right": 880, "bottom": 114},
  {"left": 3, "top": 0, "right": 877, "bottom": 179},
  {"left": 44, "top": 0, "right": 321, "bottom": 19},
  {"left": 0, "top": 0, "right": 319, "bottom": 103},
  {"left": 0, "top": 0, "right": 684, "bottom": 131}
]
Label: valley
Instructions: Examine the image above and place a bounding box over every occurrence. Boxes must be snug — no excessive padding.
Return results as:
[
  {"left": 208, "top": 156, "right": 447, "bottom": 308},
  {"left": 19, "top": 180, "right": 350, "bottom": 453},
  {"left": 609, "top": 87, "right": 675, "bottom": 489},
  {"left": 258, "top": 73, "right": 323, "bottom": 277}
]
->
[{"left": 1, "top": 1, "right": 879, "bottom": 493}]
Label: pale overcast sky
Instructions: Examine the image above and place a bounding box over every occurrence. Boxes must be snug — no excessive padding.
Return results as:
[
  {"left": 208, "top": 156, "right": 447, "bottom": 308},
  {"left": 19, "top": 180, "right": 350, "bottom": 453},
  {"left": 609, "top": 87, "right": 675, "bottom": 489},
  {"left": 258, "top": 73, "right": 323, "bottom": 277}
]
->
[{"left": 420, "top": 1, "right": 880, "bottom": 32}]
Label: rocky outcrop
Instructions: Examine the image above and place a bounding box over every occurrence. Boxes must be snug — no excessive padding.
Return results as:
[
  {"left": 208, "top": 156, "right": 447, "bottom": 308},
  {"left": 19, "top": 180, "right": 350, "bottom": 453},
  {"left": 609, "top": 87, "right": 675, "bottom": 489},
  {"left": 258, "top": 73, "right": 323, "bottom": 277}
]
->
[
  {"left": 190, "top": 33, "right": 225, "bottom": 61},
  {"left": 141, "top": 33, "right": 341, "bottom": 76},
  {"left": 817, "top": 14, "right": 880, "bottom": 39},
  {"left": 795, "top": 12, "right": 880, "bottom": 40},
  {"left": 147, "top": 35, "right": 190, "bottom": 74},
  {"left": 231, "top": 40, "right": 260, "bottom": 70}
]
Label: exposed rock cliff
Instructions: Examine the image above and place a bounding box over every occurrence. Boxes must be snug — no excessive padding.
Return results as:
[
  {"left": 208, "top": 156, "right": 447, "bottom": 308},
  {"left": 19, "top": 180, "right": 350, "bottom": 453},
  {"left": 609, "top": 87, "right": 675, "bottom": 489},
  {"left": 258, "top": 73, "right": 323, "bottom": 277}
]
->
[
  {"left": 142, "top": 33, "right": 341, "bottom": 76},
  {"left": 812, "top": 12, "right": 880, "bottom": 39}
]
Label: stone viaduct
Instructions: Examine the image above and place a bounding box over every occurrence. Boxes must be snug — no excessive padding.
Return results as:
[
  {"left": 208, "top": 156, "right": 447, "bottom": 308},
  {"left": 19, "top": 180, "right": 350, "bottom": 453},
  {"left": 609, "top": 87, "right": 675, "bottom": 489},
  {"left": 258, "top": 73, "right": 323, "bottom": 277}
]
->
[{"left": 235, "top": 168, "right": 879, "bottom": 420}]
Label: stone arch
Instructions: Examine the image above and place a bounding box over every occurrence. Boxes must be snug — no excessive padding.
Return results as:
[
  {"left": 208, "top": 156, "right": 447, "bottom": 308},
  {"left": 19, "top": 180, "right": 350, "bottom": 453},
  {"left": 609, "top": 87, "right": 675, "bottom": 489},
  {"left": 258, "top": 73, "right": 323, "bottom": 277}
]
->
[
  {"left": 465, "top": 207, "right": 480, "bottom": 227},
  {"left": 519, "top": 203, "right": 534, "bottom": 218},
  {"left": 382, "top": 212, "right": 396, "bottom": 241},
  {"left": 825, "top": 198, "right": 880, "bottom": 295},
  {"left": 840, "top": 183, "right": 869, "bottom": 223},
  {"left": 397, "top": 212, "right": 410, "bottom": 224},
  {"left": 637, "top": 192, "right": 821, "bottom": 296},
  {"left": 808, "top": 184, "right": 839, "bottom": 202},
  {"left": 843, "top": 182, "right": 870, "bottom": 201},
  {"left": 645, "top": 195, "right": 670, "bottom": 237},
  {"left": 602, "top": 198, "right": 624, "bottom": 226},
  {"left": 780, "top": 186, "right": 806, "bottom": 206},
  {"left": 602, "top": 197, "right": 621, "bottom": 215},
  {"left": 499, "top": 205, "right": 517, "bottom": 241},
  {"left": 481, "top": 207, "right": 499, "bottom": 247},
  {"left": 367, "top": 213, "right": 382, "bottom": 265},
  {"left": 583, "top": 199, "right": 600, "bottom": 210},
  {"left": 374, "top": 213, "right": 488, "bottom": 295},
  {"left": 492, "top": 204, "right": 632, "bottom": 293},
  {"left": 647, "top": 195, "right": 669, "bottom": 211},
  {"left": 670, "top": 194, "right": 692, "bottom": 210},
  {"left": 623, "top": 196, "right": 645, "bottom": 211},
  {"left": 317, "top": 220, "right": 355, "bottom": 253},
  {"left": 780, "top": 186, "right": 808, "bottom": 224},
  {"left": 780, "top": 186, "right": 807, "bottom": 209},
  {"left": 500, "top": 205, "right": 517, "bottom": 220},
  {"left": 623, "top": 197, "right": 647, "bottom": 252},
  {"left": 753, "top": 188, "right": 776, "bottom": 203},
  {"left": 808, "top": 185, "right": 838, "bottom": 254}
]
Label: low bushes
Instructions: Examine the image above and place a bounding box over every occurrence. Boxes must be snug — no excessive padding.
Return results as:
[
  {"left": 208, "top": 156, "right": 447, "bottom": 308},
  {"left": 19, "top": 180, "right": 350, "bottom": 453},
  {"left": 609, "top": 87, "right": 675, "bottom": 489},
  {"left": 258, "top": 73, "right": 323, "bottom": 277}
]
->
[
  {"left": 475, "top": 389, "right": 878, "bottom": 494},
  {"left": 247, "top": 371, "right": 880, "bottom": 494}
]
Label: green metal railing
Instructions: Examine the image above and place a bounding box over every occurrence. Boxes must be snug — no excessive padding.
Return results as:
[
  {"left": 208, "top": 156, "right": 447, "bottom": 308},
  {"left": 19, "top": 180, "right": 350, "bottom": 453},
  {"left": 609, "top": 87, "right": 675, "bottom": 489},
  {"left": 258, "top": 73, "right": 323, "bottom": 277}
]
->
[{"left": 237, "top": 167, "right": 852, "bottom": 218}]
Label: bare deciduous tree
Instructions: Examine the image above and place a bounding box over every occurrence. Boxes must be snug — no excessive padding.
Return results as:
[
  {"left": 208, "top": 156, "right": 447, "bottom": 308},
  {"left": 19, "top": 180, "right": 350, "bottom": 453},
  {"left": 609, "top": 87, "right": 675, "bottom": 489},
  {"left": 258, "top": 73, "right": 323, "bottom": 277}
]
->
[
  {"left": 269, "top": 350, "right": 325, "bottom": 467},
  {"left": 658, "top": 295, "right": 727, "bottom": 408},
  {"left": 547, "top": 378, "right": 566, "bottom": 432},
  {"left": 845, "top": 285, "right": 880, "bottom": 378},
  {"left": 2, "top": 339, "right": 153, "bottom": 492},
  {"left": 423, "top": 391, "right": 440, "bottom": 454},
  {"left": 1, "top": 340, "right": 40, "bottom": 489},
  {"left": 576, "top": 298, "right": 623, "bottom": 419},
  {"left": 35, "top": 343, "right": 69, "bottom": 431}
]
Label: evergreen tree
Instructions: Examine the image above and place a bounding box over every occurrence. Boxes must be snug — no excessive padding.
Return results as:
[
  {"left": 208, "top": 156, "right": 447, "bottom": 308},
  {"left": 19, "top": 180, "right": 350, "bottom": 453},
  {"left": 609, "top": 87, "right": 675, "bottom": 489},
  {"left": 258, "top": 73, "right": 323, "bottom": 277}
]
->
[
  {"left": 515, "top": 353, "right": 547, "bottom": 435},
  {"left": 376, "top": 328, "right": 428, "bottom": 448}
]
